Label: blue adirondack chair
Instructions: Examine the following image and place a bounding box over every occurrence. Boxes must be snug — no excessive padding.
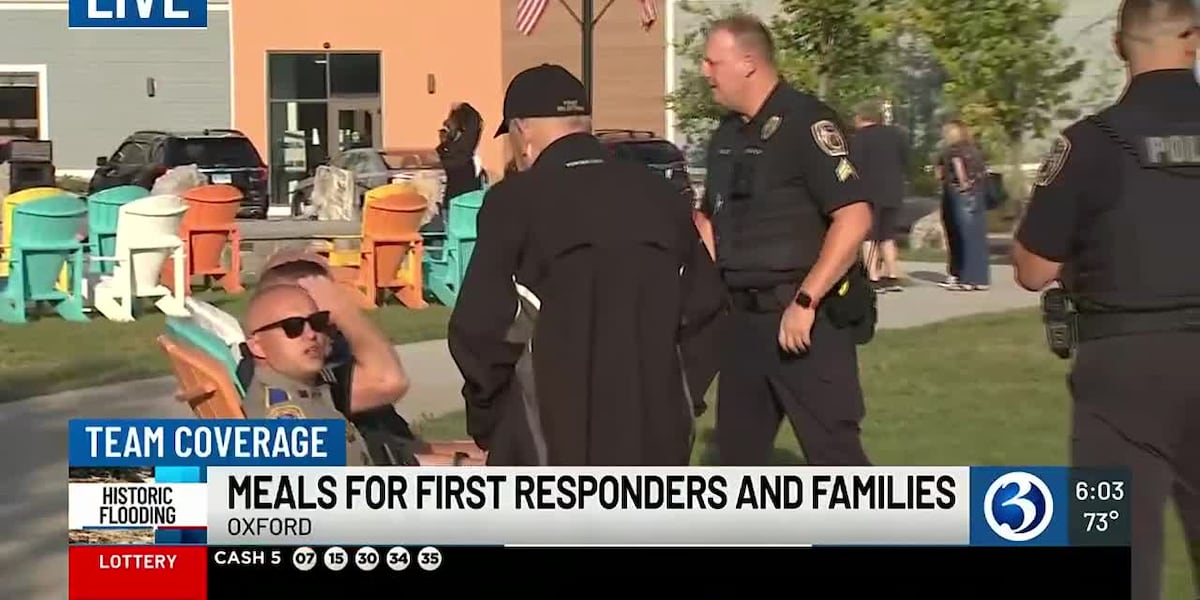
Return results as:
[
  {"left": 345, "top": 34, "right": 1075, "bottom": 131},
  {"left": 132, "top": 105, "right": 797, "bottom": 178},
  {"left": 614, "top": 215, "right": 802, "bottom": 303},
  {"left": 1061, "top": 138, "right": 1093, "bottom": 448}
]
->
[
  {"left": 423, "top": 189, "right": 485, "bottom": 307},
  {"left": 164, "top": 316, "right": 247, "bottom": 398},
  {"left": 0, "top": 194, "right": 89, "bottom": 323},
  {"left": 87, "top": 185, "right": 150, "bottom": 275}
]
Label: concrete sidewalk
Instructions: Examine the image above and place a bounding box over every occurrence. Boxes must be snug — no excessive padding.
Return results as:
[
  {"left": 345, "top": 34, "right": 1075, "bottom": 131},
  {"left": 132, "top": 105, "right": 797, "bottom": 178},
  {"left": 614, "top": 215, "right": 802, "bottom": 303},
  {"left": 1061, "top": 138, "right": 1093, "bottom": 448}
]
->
[{"left": 0, "top": 261, "right": 1038, "bottom": 598}]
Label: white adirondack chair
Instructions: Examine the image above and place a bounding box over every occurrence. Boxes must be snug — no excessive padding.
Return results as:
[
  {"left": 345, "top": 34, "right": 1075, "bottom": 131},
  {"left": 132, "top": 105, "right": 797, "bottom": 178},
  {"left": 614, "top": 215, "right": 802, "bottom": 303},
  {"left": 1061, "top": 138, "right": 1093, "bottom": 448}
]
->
[
  {"left": 90, "top": 194, "right": 190, "bottom": 322},
  {"left": 184, "top": 296, "right": 246, "bottom": 360}
]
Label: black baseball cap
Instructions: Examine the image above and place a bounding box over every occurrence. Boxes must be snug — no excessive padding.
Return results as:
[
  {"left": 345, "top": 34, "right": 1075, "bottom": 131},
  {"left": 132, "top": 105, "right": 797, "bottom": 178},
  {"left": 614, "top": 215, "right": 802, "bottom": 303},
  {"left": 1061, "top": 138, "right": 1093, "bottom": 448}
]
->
[{"left": 494, "top": 63, "right": 591, "bottom": 137}]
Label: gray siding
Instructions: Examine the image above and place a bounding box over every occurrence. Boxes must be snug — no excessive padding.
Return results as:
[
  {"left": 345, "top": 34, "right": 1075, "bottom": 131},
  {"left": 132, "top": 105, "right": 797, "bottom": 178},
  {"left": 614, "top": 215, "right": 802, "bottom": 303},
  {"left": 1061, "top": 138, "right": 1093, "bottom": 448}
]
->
[{"left": 0, "top": 7, "right": 230, "bottom": 171}]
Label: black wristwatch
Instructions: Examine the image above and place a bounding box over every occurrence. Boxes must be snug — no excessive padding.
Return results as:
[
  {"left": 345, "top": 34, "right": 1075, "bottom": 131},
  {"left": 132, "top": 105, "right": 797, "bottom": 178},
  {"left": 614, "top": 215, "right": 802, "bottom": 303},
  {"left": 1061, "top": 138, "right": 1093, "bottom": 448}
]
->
[{"left": 794, "top": 290, "right": 814, "bottom": 309}]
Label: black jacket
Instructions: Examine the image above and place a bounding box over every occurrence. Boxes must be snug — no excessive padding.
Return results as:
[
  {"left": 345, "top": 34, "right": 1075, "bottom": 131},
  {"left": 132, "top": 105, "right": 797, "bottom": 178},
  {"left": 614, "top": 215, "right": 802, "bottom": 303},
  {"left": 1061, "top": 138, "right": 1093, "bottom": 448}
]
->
[{"left": 447, "top": 133, "right": 727, "bottom": 466}]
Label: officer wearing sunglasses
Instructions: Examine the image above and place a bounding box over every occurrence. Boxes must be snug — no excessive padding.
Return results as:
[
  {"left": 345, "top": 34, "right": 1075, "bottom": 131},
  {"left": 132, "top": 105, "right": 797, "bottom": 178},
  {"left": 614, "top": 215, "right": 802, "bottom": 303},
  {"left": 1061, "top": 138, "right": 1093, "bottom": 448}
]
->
[{"left": 240, "top": 284, "right": 374, "bottom": 466}]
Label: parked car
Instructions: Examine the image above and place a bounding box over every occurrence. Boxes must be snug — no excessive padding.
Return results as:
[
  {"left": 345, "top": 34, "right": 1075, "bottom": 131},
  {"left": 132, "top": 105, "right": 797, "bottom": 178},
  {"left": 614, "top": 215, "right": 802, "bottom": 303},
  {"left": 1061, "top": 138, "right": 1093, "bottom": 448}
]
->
[
  {"left": 289, "top": 146, "right": 445, "bottom": 215},
  {"left": 89, "top": 129, "right": 270, "bottom": 219},
  {"left": 595, "top": 129, "right": 695, "bottom": 203}
]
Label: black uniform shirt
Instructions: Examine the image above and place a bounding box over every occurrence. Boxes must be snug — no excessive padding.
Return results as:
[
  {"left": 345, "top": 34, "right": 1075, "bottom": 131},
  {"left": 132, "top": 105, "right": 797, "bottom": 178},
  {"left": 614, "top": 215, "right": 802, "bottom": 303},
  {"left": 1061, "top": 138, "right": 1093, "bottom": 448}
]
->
[
  {"left": 851, "top": 123, "right": 909, "bottom": 209},
  {"left": 1018, "top": 69, "right": 1200, "bottom": 265},
  {"left": 703, "top": 81, "right": 869, "bottom": 287}
]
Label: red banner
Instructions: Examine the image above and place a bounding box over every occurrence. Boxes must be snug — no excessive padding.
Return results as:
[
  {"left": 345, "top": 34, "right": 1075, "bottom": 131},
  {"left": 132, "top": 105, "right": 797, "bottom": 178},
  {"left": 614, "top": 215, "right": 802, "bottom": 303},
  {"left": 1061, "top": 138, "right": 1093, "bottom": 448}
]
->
[{"left": 69, "top": 545, "right": 206, "bottom": 600}]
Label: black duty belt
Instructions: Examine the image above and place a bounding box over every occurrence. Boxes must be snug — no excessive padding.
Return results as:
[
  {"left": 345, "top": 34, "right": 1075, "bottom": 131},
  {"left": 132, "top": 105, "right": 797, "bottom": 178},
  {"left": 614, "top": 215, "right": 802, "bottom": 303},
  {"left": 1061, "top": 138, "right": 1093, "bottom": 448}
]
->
[
  {"left": 729, "top": 284, "right": 797, "bottom": 313},
  {"left": 1076, "top": 308, "right": 1200, "bottom": 342}
]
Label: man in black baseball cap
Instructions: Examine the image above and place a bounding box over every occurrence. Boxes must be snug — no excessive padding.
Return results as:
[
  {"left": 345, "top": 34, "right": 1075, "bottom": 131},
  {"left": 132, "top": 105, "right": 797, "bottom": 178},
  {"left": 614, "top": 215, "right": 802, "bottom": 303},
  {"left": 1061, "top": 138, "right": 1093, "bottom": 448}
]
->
[
  {"left": 494, "top": 63, "right": 590, "bottom": 137},
  {"left": 493, "top": 63, "right": 593, "bottom": 170},
  {"left": 448, "top": 62, "right": 727, "bottom": 467}
]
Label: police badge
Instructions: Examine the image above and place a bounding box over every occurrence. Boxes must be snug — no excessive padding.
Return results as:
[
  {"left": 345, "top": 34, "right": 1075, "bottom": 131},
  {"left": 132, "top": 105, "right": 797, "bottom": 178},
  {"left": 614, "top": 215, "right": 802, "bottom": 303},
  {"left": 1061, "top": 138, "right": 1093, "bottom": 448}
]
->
[
  {"left": 811, "top": 120, "right": 849, "bottom": 157},
  {"left": 761, "top": 115, "right": 782, "bottom": 140}
]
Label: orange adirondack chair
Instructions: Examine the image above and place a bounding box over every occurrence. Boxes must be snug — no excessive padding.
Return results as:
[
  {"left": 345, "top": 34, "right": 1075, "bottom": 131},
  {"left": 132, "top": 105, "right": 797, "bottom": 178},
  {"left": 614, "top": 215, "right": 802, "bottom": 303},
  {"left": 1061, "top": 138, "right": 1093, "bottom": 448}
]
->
[
  {"left": 162, "top": 184, "right": 244, "bottom": 295},
  {"left": 158, "top": 335, "right": 245, "bottom": 419},
  {"left": 318, "top": 190, "right": 428, "bottom": 310}
]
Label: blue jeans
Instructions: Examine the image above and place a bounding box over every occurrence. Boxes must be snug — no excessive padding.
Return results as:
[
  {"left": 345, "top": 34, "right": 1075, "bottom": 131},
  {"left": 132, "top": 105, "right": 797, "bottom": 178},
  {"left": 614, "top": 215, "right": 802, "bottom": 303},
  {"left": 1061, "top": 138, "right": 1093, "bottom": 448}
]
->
[
  {"left": 947, "top": 188, "right": 990, "bottom": 286},
  {"left": 940, "top": 190, "right": 961, "bottom": 278}
]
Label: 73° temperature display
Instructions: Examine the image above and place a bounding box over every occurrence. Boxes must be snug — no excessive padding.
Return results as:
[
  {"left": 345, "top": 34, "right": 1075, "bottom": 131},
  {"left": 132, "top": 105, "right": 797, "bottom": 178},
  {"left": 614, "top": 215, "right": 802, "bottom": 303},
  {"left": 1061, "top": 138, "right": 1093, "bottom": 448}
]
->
[{"left": 1069, "top": 468, "right": 1131, "bottom": 546}]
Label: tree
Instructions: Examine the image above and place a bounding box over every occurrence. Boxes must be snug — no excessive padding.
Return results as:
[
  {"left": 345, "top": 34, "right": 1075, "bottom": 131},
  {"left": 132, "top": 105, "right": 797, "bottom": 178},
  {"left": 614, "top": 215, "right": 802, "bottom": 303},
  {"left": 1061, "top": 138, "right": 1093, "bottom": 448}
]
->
[
  {"left": 770, "top": 0, "right": 900, "bottom": 114},
  {"left": 665, "top": 1, "right": 746, "bottom": 146},
  {"left": 666, "top": 0, "right": 906, "bottom": 146},
  {"left": 909, "top": 0, "right": 1085, "bottom": 201}
]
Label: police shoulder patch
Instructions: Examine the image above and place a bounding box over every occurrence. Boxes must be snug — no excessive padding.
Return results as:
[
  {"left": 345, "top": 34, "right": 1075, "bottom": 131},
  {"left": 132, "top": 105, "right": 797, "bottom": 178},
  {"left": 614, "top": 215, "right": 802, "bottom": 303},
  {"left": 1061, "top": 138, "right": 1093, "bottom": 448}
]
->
[
  {"left": 1035, "top": 135, "right": 1072, "bottom": 187},
  {"left": 268, "top": 404, "right": 305, "bottom": 419},
  {"left": 761, "top": 115, "right": 782, "bottom": 140},
  {"left": 811, "top": 120, "right": 848, "bottom": 157}
]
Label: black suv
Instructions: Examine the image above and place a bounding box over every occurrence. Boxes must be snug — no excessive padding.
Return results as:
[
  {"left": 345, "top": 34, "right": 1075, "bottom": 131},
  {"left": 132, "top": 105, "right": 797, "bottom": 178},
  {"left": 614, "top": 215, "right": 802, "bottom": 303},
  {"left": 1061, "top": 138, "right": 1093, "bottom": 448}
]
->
[
  {"left": 595, "top": 129, "right": 694, "bottom": 204},
  {"left": 89, "top": 129, "right": 270, "bottom": 219}
]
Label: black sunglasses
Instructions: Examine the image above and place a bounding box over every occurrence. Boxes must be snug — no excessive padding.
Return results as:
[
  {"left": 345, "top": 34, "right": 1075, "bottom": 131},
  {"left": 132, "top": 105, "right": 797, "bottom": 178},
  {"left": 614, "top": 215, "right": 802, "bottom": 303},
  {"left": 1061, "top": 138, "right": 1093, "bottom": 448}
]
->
[{"left": 252, "top": 311, "right": 332, "bottom": 339}]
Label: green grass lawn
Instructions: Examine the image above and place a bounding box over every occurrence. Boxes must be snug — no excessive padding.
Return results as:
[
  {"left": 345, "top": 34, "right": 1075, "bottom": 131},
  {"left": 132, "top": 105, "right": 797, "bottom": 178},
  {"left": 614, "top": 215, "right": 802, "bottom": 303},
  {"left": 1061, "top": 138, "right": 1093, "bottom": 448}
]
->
[
  {"left": 0, "top": 292, "right": 451, "bottom": 402},
  {"left": 414, "top": 308, "right": 1195, "bottom": 597}
]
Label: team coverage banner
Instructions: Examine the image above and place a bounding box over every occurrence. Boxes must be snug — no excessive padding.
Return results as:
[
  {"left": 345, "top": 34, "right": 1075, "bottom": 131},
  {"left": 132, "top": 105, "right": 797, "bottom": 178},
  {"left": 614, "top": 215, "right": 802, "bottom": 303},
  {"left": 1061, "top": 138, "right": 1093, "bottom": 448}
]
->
[{"left": 67, "top": 420, "right": 1132, "bottom": 597}]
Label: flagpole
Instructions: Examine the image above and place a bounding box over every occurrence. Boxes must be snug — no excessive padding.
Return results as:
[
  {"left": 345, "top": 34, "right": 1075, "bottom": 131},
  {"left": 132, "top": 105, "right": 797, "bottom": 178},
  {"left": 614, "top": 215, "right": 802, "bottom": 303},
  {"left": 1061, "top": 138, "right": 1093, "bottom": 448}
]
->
[{"left": 581, "top": 0, "right": 595, "bottom": 107}]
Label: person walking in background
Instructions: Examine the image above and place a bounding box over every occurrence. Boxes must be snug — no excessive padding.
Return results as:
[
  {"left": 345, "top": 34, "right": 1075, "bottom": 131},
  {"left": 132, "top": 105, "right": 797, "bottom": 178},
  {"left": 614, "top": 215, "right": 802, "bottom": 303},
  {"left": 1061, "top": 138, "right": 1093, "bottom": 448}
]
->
[
  {"left": 852, "top": 100, "right": 909, "bottom": 293},
  {"left": 937, "top": 120, "right": 990, "bottom": 291}
]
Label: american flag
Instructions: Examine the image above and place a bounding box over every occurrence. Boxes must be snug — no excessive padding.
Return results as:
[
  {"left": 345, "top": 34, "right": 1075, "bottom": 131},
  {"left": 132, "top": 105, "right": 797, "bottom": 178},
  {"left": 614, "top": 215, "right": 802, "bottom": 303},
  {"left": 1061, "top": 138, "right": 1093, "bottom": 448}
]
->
[
  {"left": 638, "top": 0, "right": 658, "bottom": 30},
  {"left": 515, "top": 0, "right": 549, "bottom": 36},
  {"left": 515, "top": 0, "right": 658, "bottom": 36}
]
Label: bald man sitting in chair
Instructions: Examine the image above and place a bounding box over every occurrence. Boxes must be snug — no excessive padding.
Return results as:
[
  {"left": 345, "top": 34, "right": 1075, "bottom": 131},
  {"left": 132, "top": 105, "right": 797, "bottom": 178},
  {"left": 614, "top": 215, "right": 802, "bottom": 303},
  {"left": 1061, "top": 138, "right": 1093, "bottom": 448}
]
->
[{"left": 240, "top": 248, "right": 485, "bottom": 466}]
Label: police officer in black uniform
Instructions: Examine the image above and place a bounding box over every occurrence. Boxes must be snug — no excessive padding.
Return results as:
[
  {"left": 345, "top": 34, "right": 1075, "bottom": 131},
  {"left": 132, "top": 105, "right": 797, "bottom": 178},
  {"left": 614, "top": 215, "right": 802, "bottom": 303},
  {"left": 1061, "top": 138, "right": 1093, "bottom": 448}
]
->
[
  {"left": 1013, "top": 1, "right": 1200, "bottom": 597},
  {"left": 448, "top": 64, "right": 726, "bottom": 466},
  {"left": 698, "top": 15, "right": 875, "bottom": 466}
]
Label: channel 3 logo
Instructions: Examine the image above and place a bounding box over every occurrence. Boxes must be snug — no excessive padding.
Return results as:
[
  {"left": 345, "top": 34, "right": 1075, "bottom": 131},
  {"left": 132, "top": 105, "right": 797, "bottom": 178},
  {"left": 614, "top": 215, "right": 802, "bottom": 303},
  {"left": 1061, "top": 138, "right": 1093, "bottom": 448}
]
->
[{"left": 983, "top": 471, "right": 1055, "bottom": 542}]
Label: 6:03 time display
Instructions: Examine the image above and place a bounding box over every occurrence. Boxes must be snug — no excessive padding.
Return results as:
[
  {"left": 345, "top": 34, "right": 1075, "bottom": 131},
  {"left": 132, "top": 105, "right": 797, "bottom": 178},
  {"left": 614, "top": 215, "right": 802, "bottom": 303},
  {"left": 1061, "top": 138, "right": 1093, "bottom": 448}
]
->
[{"left": 1076, "top": 480, "right": 1125, "bottom": 501}]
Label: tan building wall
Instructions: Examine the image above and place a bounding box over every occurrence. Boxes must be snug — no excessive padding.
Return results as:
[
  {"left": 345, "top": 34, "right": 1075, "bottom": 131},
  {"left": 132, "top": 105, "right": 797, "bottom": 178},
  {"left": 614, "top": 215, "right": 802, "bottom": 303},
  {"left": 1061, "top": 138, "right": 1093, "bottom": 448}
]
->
[
  {"left": 232, "top": 0, "right": 666, "bottom": 180},
  {"left": 501, "top": 0, "right": 667, "bottom": 139}
]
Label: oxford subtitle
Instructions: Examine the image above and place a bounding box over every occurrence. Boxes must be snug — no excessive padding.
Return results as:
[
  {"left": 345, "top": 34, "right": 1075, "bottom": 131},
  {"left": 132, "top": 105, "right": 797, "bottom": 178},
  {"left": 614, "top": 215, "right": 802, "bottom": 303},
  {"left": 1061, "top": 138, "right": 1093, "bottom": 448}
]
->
[{"left": 224, "top": 473, "right": 958, "bottom": 512}]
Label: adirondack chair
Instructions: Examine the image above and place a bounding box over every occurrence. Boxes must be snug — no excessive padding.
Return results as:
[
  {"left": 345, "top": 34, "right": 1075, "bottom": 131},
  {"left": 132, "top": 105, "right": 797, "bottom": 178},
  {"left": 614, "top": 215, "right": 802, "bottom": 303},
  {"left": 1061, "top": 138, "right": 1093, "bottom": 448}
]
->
[
  {"left": 158, "top": 334, "right": 245, "bottom": 419},
  {"left": 317, "top": 189, "right": 428, "bottom": 309},
  {"left": 89, "top": 194, "right": 190, "bottom": 322},
  {"left": 164, "top": 315, "right": 247, "bottom": 397},
  {"left": 2, "top": 187, "right": 74, "bottom": 292},
  {"left": 0, "top": 194, "right": 88, "bottom": 323},
  {"left": 423, "top": 189, "right": 484, "bottom": 307},
  {"left": 86, "top": 185, "right": 150, "bottom": 275},
  {"left": 161, "top": 184, "right": 244, "bottom": 296},
  {"left": 0, "top": 186, "right": 63, "bottom": 278},
  {"left": 183, "top": 296, "right": 245, "bottom": 354},
  {"left": 324, "top": 183, "right": 419, "bottom": 268}
]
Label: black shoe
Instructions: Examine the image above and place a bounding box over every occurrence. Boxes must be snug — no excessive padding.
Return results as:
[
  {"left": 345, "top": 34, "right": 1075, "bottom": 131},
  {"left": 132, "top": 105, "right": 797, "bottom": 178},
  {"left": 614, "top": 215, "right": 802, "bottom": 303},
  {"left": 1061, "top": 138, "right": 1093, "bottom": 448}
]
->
[
  {"left": 870, "top": 279, "right": 889, "bottom": 294},
  {"left": 883, "top": 277, "right": 904, "bottom": 292}
]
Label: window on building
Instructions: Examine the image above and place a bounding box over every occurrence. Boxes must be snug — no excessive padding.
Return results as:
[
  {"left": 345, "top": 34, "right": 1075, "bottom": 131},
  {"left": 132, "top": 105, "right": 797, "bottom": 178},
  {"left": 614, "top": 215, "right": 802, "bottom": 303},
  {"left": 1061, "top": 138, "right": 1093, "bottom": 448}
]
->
[
  {"left": 0, "top": 72, "right": 39, "bottom": 139},
  {"left": 269, "top": 54, "right": 328, "bottom": 100},
  {"left": 329, "top": 53, "right": 380, "bottom": 96}
]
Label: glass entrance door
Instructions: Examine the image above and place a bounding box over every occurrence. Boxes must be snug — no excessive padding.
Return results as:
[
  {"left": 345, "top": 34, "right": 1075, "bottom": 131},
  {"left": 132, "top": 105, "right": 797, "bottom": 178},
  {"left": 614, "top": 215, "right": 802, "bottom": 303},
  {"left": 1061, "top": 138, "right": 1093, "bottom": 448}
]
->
[{"left": 328, "top": 99, "right": 381, "bottom": 158}]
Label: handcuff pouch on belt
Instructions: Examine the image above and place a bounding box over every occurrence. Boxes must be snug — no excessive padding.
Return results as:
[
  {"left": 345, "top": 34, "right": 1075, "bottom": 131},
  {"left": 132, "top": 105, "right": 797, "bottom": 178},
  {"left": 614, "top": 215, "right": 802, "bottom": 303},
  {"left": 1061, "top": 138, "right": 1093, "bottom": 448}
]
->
[
  {"left": 823, "top": 262, "right": 878, "bottom": 345},
  {"left": 1041, "top": 288, "right": 1077, "bottom": 359},
  {"left": 728, "top": 263, "right": 877, "bottom": 345}
]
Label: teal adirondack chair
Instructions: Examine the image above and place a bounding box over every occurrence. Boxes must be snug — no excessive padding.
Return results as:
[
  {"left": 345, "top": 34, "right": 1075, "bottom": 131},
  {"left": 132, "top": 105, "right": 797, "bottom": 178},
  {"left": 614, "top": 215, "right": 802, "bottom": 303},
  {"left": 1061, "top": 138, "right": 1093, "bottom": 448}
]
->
[
  {"left": 87, "top": 185, "right": 150, "bottom": 275},
  {"left": 0, "top": 194, "right": 88, "bottom": 323},
  {"left": 423, "top": 189, "right": 484, "bottom": 307},
  {"left": 164, "top": 316, "right": 247, "bottom": 398}
]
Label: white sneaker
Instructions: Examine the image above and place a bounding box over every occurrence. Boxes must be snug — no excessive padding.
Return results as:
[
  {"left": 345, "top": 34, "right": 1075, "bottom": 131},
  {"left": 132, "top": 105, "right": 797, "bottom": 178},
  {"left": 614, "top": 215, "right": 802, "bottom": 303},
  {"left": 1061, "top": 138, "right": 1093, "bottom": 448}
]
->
[{"left": 938, "top": 276, "right": 958, "bottom": 288}]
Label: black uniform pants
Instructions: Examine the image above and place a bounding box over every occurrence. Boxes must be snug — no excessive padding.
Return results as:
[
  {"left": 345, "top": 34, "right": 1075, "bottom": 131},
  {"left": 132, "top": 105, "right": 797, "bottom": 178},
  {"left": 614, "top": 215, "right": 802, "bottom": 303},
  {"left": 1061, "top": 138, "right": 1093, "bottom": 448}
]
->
[
  {"left": 1070, "top": 333, "right": 1200, "bottom": 600},
  {"left": 715, "top": 305, "right": 871, "bottom": 466}
]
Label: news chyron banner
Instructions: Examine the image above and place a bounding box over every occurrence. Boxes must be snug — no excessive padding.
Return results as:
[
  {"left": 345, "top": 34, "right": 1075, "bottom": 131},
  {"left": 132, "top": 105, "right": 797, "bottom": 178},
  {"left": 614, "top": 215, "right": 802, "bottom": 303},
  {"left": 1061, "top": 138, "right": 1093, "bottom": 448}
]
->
[{"left": 68, "top": 420, "right": 1132, "bottom": 597}]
